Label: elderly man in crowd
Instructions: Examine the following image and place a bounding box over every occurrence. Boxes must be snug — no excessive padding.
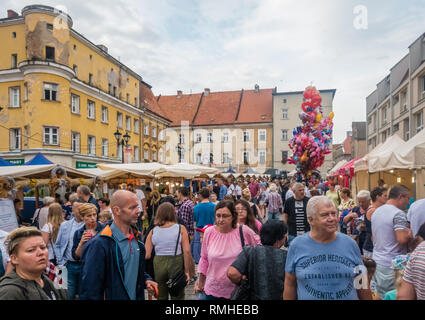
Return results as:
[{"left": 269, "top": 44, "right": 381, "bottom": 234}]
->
[{"left": 283, "top": 196, "right": 371, "bottom": 300}]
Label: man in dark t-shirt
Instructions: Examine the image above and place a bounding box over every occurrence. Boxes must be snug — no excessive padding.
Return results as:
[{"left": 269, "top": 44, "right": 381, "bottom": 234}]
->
[{"left": 283, "top": 183, "right": 310, "bottom": 246}]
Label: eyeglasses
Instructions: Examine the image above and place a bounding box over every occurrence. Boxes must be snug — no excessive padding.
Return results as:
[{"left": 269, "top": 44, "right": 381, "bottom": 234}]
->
[{"left": 216, "top": 214, "right": 232, "bottom": 219}]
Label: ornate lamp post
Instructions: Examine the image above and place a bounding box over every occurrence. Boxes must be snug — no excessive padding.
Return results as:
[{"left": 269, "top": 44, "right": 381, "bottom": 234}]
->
[{"left": 114, "top": 128, "right": 131, "bottom": 163}]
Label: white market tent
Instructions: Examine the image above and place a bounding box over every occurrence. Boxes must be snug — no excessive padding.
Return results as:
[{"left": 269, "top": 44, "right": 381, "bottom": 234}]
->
[
  {"left": 386, "top": 129, "right": 425, "bottom": 170},
  {"left": 0, "top": 164, "right": 96, "bottom": 179},
  {"left": 368, "top": 134, "right": 406, "bottom": 173}
]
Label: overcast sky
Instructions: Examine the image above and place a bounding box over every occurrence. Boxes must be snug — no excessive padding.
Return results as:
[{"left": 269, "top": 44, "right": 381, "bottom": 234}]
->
[{"left": 3, "top": 0, "right": 425, "bottom": 143}]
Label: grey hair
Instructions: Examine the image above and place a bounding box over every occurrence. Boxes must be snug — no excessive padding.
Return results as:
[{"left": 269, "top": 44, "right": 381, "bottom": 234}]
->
[
  {"left": 42, "top": 196, "right": 55, "bottom": 206},
  {"left": 357, "top": 190, "right": 371, "bottom": 200},
  {"left": 77, "top": 185, "right": 91, "bottom": 196},
  {"left": 293, "top": 183, "right": 304, "bottom": 191},
  {"left": 306, "top": 196, "right": 335, "bottom": 218}
]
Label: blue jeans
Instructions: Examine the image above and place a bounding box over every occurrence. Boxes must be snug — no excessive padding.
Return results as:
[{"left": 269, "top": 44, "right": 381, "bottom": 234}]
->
[
  {"left": 268, "top": 212, "right": 281, "bottom": 221},
  {"left": 190, "top": 231, "right": 201, "bottom": 264},
  {"left": 66, "top": 261, "right": 81, "bottom": 300},
  {"left": 205, "top": 294, "right": 227, "bottom": 300}
]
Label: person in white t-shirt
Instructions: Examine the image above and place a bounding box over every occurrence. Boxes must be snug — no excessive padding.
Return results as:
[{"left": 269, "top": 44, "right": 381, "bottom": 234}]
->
[{"left": 0, "top": 229, "right": 12, "bottom": 276}]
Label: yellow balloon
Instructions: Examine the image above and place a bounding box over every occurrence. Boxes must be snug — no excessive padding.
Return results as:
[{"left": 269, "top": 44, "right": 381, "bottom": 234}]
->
[
  {"left": 329, "top": 112, "right": 334, "bottom": 120},
  {"left": 316, "top": 113, "right": 322, "bottom": 122}
]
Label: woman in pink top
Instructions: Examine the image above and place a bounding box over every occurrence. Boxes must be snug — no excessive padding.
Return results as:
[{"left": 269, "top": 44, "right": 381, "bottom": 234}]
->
[
  {"left": 196, "top": 200, "right": 259, "bottom": 300},
  {"left": 235, "top": 199, "right": 262, "bottom": 244}
]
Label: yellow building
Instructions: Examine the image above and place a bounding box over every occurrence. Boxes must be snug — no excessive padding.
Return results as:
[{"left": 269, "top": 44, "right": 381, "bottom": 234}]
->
[{"left": 0, "top": 5, "right": 169, "bottom": 168}]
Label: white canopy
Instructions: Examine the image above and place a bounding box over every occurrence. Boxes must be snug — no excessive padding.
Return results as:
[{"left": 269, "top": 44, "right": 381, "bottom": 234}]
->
[
  {"left": 385, "top": 129, "right": 425, "bottom": 170},
  {"left": 368, "top": 134, "right": 406, "bottom": 173},
  {"left": 0, "top": 164, "right": 96, "bottom": 179},
  {"left": 97, "top": 162, "right": 166, "bottom": 178}
]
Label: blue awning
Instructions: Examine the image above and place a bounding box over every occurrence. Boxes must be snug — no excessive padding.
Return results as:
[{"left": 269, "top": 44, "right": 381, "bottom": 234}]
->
[
  {"left": 226, "top": 168, "right": 236, "bottom": 173},
  {"left": 0, "top": 157, "right": 14, "bottom": 166},
  {"left": 24, "top": 153, "right": 53, "bottom": 165}
]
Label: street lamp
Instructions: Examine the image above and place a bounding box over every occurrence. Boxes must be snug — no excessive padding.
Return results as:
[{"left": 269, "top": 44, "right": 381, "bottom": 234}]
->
[{"left": 114, "top": 128, "right": 131, "bottom": 163}]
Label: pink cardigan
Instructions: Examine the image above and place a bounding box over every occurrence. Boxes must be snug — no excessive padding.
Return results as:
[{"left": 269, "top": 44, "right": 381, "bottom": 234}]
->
[{"left": 198, "top": 225, "right": 260, "bottom": 299}]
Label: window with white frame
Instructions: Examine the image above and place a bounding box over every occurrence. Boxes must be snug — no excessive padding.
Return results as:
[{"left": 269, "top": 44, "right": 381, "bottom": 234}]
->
[
  {"left": 222, "top": 132, "right": 229, "bottom": 143},
  {"left": 117, "top": 112, "right": 123, "bottom": 128},
  {"left": 416, "top": 111, "right": 423, "bottom": 133},
  {"left": 179, "top": 134, "right": 185, "bottom": 144},
  {"left": 259, "top": 150, "right": 266, "bottom": 164},
  {"left": 87, "top": 100, "right": 95, "bottom": 119},
  {"left": 282, "top": 109, "right": 288, "bottom": 119},
  {"left": 401, "top": 91, "right": 407, "bottom": 111},
  {"left": 243, "top": 131, "right": 249, "bottom": 142},
  {"left": 281, "top": 129, "right": 288, "bottom": 141},
  {"left": 222, "top": 152, "right": 230, "bottom": 164},
  {"left": 159, "top": 130, "right": 164, "bottom": 141},
  {"left": 43, "top": 83, "right": 58, "bottom": 101},
  {"left": 9, "top": 128, "right": 21, "bottom": 151},
  {"left": 196, "top": 153, "right": 202, "bottom": 164},
  {"left": 71, "top": 132, "right": 80, "bottom": 153},
  {"left": 102, "top": 138, "right": 108, "bottom": 157},
  {"left": 134, "top": 146, "right": 139, "bottom": 162},
  {"left": 243, "top": 151, "right": 249, "bottom": 164},
  {"left": 11, "top": 54, "right": 17, "bottom": 68},
  {"left": 101, "top": 106, "right": 108, "bottom": 123},
  {"left": 258, "top": 130, "right": 266, "bottom": 142},
  {"left": 152, "top": 127, "right": 157, "bottom": 138},
  {"left": 404, "top": 118, "right": 410, "bottom": 141},
  {"left": 144, "top": 124, "right": 149, "bottom": 135},
  {"left": 382, "top": 106, "right": 387, "bottom": 125},
  {"left": 117, "top": 143, "right": 123, "bottom": 160},
  {"left": 71, "top": 94, "right": 80, "bottom": 114},
  {"left": 9, "top": 87, "right": 20, "bottom": 108},
  {"left": 126, "top": 116, "right": 131, "bottom": 131},
  {"left": 195, "top": 133, "right": 202, "bottom": 143},
  {"left": 43, "top": 127, "right": 59, "bottom": 145},
  {"left": 144, "top": 148, "right": 149, "bottom": 160},
  {"left": 206, "top": 132, "right": 213, "bottom": 143},
  {"left": 134, "top": 119, "right": 139, "bottom": 133},
  {"left": 87, "top": 136, "right": 96, "bottom": 155},
  {"left": 152, "top": 150, "right": 157, "bottom": 161}
]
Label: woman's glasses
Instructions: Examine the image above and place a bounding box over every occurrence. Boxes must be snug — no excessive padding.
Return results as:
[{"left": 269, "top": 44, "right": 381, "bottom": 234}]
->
[{"left": 215, "top": 214, "right": 232, "bottom": 219}]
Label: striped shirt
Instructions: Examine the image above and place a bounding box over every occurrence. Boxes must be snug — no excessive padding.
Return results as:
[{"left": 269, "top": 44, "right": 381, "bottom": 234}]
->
[
  {"left": 177, "top": 198, "right": 195, "bottom": 237},
  {"left": 403, "top": 241, "right": 425, "bottom": 300}
]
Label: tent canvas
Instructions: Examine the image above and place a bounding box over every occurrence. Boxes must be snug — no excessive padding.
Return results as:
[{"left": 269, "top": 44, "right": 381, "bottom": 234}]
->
[
  {"left": 24, "top": 153, "right": 53, "bottom": 165},
  {"left": 368, "top": 134, "right": 406, "bottom": 173},
  {"left": 0, "top": 157, "right": 14, "bottom": 166},
  {"left": 386, "top": 129, "right": 425, "bottom": 170},
  {"left": 0, "top": 164, "right": 96, "bottom": 179}
]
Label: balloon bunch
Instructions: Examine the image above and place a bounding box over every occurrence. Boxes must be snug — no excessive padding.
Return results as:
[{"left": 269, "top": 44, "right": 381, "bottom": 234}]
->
[{"left": 288, "top": 86, "right": 334, "bottom": 183}]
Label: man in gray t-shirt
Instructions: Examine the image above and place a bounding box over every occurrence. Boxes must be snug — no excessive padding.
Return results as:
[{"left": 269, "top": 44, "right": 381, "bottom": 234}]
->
[{"left": 371, "top": 185, "right": 413, "bottom": 298}]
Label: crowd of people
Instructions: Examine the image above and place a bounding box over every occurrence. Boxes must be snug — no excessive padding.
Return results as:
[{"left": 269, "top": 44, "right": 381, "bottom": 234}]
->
[{"left": 0, "top": 175, "right": 425, "bottom": 301}]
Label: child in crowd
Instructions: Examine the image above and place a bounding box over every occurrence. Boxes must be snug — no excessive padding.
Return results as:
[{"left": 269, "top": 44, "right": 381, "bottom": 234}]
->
[
  {"left": 362, "top": 257, "right": 380, "bottom": 300},
  {"left": 98, "top": 210, "right": 113, "bottom": 225},
  {"left": 383, "top": 255, "right": 409, "bottom": 300}
]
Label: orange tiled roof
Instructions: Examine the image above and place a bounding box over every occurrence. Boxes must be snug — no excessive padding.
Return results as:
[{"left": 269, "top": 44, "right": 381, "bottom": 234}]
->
[
  {"left": 157, "top": 93, "right": 202, "bottom": 127},
  {"left": 140, "top": 83, "right": 170, "bottom": 122},
  {"left": 236, "top": 88, "right": 273, "bottom": 123},
  {"left": 193, "top": 90, "right": 242, "bottom": 126}
]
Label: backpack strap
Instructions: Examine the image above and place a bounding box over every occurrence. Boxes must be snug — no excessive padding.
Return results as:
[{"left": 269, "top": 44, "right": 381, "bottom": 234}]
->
[{"left": 239, "top": 225, "right": 245, "bottom": 248}]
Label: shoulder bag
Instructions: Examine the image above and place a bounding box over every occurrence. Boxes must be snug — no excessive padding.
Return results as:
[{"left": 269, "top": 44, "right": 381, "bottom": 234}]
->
[
  {"left": 230, "top": 225, "right": 251, "bottom": 300},
  {"left": 166, "top": 224, "right": 187, "bottom": 296}
]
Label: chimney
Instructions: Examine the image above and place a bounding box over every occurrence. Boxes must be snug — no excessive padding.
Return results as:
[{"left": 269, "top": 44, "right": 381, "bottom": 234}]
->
[
  {"left": 177, "top": 90, "right": 182, "bottom": 98},
  {"left": 204, "top": 88, "right": 210, "bottom": 96},
  {"left": 97, "top": 44, "right": 108, "bottom": 53},
  {"left": 254, "top": 84, "right": 260, "bottom": 92},
  {"left": 7, "top": 10, "right": 19, "bottom": 18}
]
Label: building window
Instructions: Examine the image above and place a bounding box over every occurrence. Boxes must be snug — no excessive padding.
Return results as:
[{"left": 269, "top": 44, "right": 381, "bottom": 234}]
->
[
  {"left": 382, "top": 107, "right": 387, "bottom": 125},
  {"left": 159, "top": 130, "right": 165, "bottom": 141},
  {"left": 117, "top": 143, "right": 123, "bottom": 160},
  {"left": 152, "top": 127, "right": 157, "bottom": 138},
  {"left": 43, "top": 127, "right": 59, "bottom": 145},
  {"left": 12, "top": 32, "right": 16, "bottom": 38},
  {"left": 134, "top": 119, "right": 139, "bottom": 133},
  {"left": 87, "top": 100, "right": 95, "bottom": 119},
  {"left": 207, "top": 133, "right": 213, "bottom": 143},
  {"left": 144, "top": 124, "right": 149, "bottom": 136},
  {"left": 9, "top": 128, "right": 21, "bottom": 151},
  {"left": 11, "top": 54, "right": 17, "bottom": 68},
  {"left": 9, "top": 87, "right": 20, "bottom": 108},
  {"left": 72, "top": 64, "right": 78, "bottom": 75},
  {"left": 223, "top": 152, "right": 230, "bottom": 164},
  {"left": 144, "top": 149, "right": 149, "bottom": 160},
  {"left": 108, "top": 83, "right": 112, "bottom": 94},
  {"left": 282, "top": 151, "right": 288, "bottom": 162},
  {"left": 24, "top": 82, "right": 28, "bottom": 101},
  {"left": 195, "top": 133, "right": 202, "bottom": 143},
  {"left": 243, "top": 131, "right": 249, "bottom": 142},
  {"left": 393, "top": 123, "right": 399, "bottom": 132},
  {"left": 222, "top": 132, "right": 229, "bottom": 143},
  {"left": 117, "top": 112, "right": 123, "bottom": 128},
  {"left": 282, "top": 108, "right": 288, "bottom": 119},
  {"left": 367, "top": 116, "right": 371, "bottom": 125},
  {"left": 243, "top": 151, "right": 249, "bottom": 165},
  {"left": 87, "top": 136, "right": 96, "bottom": 155},
  {"left": 196, "top": 153, "right": 202, "bottom": 164},
  {"left": 283, "top": 99, "right": 287, "bottom": 103},
  {"left": 43, "top": 83, "right": 58, "bottom": 101},
  {"left": 113, "top": 86, "right": 116, "bottom": 97},
  {"left": 258, "top": 130, "right": 266, "bottom": 142},
  {"left": 126, "top": 116, "right": 131, "bottom": 131},
  {"left": 281, "top": 130, "right": 288, "bottom": 141},
  {"left": 259, "top": 150, "right": 266, "bottom": 164},
  {"left": 134, "top": 146, "right": 139, "bottom": 162},
  {"left": 71, "top": 94, "right": 80, "bottom": 114},
  {"left": 102, "top": 138, "right": 108, "bottom": 157},
  {"left": 45, "top": 46, "right": 55, "bottom": 61},
  {"left": 393, "top": 95, "right": 399, "bottom": 105},
  {"left": 159, "top": 151, "right": 164, "bottom": 163},
  {"left": 101, "top": 106, "right": 108, "bottom": 123},
  {"left": 73, "top": 44, "right": 77, "bottom": 51},
  {"left": 422, "top": 75, "right": 425, "bottom": 98},
  {"left": 416, "top": 111, "right": 424, "bottom": 133},
  {"left": 89, "top": 73, "right": 93, "bottom": 85},
  {"left": 404, "top": 118, "right": 410, "bottom": 141},
  {"left": 71, "top": 132, "right": 80, "bottom": 153},
  {"left": 152, "top": 150, "right": 157, "bottom": 161},
  {"left": 179, "top": 134, "right": 185, "bottom": 144},
  {"left": 134, "top": 97, "right": 138, "bottom": 107},
  {"left": 401, "top": 91, "right": 407, "bottom": 111},
  {"left": 46, "top": 23, "right": 53, "bottom": 30}
]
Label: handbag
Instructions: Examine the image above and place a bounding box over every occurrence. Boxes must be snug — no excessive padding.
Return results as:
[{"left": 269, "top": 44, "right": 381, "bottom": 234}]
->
[
  {"left": 230, "top": 225, "right": 251, "bottom": 300},
  {"left": 166, "top": 224, "right": 187, "bottom": 296}
]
